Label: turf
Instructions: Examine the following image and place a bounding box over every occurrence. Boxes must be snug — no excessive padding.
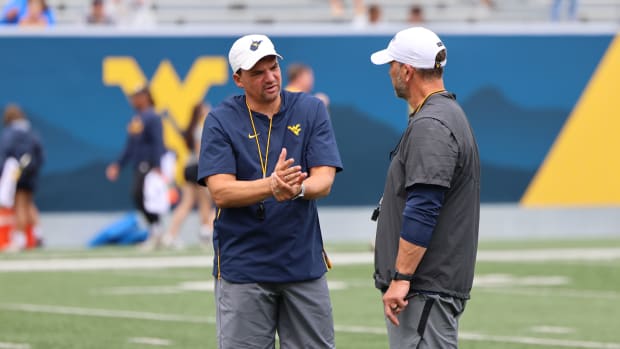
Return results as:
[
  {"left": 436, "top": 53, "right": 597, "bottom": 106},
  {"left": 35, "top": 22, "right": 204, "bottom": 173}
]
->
[{"left": 0, "top": 239, "right": 619, "bottom": 348}]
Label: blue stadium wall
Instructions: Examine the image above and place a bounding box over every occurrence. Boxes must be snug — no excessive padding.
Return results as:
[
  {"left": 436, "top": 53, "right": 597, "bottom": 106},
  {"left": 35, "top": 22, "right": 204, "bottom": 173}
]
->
[{"left": 0, "top": 29, "right": 614, "bottom": 211}]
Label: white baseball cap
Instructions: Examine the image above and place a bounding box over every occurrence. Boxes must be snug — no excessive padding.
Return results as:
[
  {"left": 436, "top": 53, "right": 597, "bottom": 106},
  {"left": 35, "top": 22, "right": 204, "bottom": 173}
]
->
[
  {"left": 228, "top": 34, "right": 283, "bottom": 73},
  {"left": 370, "top": 27, "right": 447, "bottom": 69}
]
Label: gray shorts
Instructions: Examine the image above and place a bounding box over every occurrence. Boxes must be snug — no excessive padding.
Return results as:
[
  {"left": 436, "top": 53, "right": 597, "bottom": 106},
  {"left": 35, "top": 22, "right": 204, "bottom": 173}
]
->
[
  {"left": 215, "top": 275, "right": 335, "bottom": 349},
  {"left": 385, "top": 293, "right": 466, "bottom": 349}
]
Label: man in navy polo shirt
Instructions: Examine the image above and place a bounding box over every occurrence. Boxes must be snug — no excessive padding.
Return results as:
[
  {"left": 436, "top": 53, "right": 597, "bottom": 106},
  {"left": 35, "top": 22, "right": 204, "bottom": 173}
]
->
[{"left": 198, "top": 34, "right": 342, "bottom": 349}]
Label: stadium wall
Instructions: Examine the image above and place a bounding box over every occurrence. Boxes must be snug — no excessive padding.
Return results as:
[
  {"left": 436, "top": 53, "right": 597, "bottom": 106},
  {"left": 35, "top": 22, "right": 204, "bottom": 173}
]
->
[{"left": 0, "top": 25, "right": 617, "bottom": 211}]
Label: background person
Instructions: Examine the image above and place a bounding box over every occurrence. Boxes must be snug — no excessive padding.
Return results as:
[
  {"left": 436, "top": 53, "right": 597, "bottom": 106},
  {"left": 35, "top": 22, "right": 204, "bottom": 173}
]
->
[
  {"left": 198, "top": 34, "right": 343, "bottom": 348},
  {"left": 18, "top": 0, "right": 52, "bottom": 26},
  {"left": 105, "top": 86, "right": 166, "bottom": 250},
  {"left": 86, "top": 0, "right": 115, "bottom": 25},
  {"left": 0, "top": 0, "right": 54, "bottom": 24},
  {"left": 370, "top": 27, "right": 480, "bottom": 348},
  {"left": 285, "top": 62, "right": 330, "bottom": 108},
  {"left": 0, "top": 104, "right": 45, "bottom": 252},
  {"left": 161, "top": 102, "right": 215, "bottom": 250}
]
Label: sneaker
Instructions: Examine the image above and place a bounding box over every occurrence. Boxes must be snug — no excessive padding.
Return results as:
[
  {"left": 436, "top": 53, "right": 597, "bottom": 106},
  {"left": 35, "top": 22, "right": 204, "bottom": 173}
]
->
[
  {"left": 198, "top": 226, "right": 212, "bottom": 250},
  {"left": 4, "top": 233, "right": 26, "bottom": 253},
  {"left": 137, "top": 233, "right": 162, "bottom": 252},
  {"left": 161, "top": 233, "right": 185, "bottom": 251}
]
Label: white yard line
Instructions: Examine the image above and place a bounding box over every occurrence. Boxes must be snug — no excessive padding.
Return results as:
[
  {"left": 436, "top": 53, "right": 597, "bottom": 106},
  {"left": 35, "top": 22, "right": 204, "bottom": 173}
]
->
[
  {"left": 2, "top": 303, "right": 619, "bottom": 349},
  {"left": 531, "top": 326, "right": 576, "bottom": 335},
  {"left": 0, "top": 343, "right": 30, "bottom": 349},
  {"left": 477, "top": 248, "right": 620, "bottom": 262},
  {"left": 0, "top": 303, "right": 215, "bottom": 324},
  {"left": 127, "top": 337, "right": 172, "bottom": 346},
  {"left": 2, "top": 248, "right": 620, "bottom": 272},
  {"left": 476, "top": 287, "right": 620, "bottom": 300},
  {"left": 459, "top": 332, "right": 620, "bottom": 349}
]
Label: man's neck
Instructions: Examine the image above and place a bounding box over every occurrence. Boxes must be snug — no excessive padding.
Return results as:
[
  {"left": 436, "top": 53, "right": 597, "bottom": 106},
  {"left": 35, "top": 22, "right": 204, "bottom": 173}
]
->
[
  {"left": 409, "top": 80, "right": 445, "bottom": 112},
  {"left": 247, "top": 95, "right": 281, "bottom": 119}
]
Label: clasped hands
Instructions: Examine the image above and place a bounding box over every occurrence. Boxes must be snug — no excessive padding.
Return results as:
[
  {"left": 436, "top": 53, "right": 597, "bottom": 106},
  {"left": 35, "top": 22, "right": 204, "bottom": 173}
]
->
[{"left": 270, "top": 148, "right": 307, "bottom": 201}]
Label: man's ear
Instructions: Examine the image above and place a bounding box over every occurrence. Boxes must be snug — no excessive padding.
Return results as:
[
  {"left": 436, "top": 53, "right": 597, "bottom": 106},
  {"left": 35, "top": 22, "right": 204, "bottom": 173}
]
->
[
  {"left": 404, "top": 65, "right": 415, "bottom": 82},
  {"left": 232, "top": 73, "right": 244, "bottom": 88}
]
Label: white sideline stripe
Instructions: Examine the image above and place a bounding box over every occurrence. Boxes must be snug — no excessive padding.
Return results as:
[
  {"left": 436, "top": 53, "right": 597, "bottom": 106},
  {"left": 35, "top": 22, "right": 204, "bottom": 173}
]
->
[
  {"left": 128, "top": 337, "right": 171, "bottom": 346},
  {"left": 476, "top": 287, "right": 620, "bottom": 300},
  {"left": 3, "top": 303, "right": 620, "bottom": 349},
  {"left": 0, "top": 303, "right": 215, "bottom": 324},
  {"left": 0, "top": 256, "right": 210, "bottom": 272},
  {"left": 97, "top": 280, "right": 349, "bottom": 296},
  {"left": 531, "top": 326, "right": 575, "bottom": 335},
  {"left": 1, "top": 248, "right": 620, "bottom": 272},
  {"left": 459, "top": 332, "right": 620, "bottom": 349},
  {"left": 477, "top": 248, "right": 620, "bottom": 262},
  {"left": 0, "top": 342, "right": 30, "bottom": 349}
]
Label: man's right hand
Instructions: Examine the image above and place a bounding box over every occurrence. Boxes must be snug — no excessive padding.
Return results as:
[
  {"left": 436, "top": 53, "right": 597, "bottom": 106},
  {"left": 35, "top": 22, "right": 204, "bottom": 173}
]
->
[
  {"left": 106, "top": 163, "right": 120, "bottom": 182},
  {"left": 271, "top": 148, "right": 307, "bottom": 201}
]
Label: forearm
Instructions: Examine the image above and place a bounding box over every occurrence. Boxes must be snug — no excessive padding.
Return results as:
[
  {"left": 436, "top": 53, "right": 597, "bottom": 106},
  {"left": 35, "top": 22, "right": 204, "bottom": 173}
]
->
[
  {"left": 303, "top": 166, "right": 336, "bottom": 200},
  {"left": 207, "top": 174, "right": 272, "bottom": 208},
  {"left": 395, "top": 237, "right": 427, "bottom": 275}
]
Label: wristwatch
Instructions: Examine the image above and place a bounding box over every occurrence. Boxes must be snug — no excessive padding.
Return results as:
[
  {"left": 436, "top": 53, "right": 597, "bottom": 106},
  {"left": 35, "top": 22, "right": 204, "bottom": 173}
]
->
[
  {"left": 392, "top": 271, "right": 414, "bottom": 281},
  {"left": 293, "top": 183, "right": 305, "bottom": 200}
]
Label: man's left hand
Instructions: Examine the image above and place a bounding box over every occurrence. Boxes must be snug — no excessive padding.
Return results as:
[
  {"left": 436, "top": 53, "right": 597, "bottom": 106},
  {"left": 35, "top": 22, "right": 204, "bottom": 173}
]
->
[{"left": 382, "top": 280, "right": 410, "bottom": 326}]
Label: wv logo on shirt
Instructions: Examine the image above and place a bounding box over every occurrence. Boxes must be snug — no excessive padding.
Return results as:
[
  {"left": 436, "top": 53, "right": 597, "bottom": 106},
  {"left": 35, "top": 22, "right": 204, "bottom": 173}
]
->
[
  {"left": 102, "top": 56, "right": 228, "bottom": 182},
  {"left": 287, "top": 124, "right": 301, "bottom": 136}
]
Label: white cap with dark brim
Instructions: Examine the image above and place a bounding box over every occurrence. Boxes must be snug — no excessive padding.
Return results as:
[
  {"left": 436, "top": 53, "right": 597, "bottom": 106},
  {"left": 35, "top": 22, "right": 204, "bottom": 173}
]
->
[
  {"left": 370, "top": 27, "right": 446, "bottom": 69},
  {"left": 228, "top": 34, "right": 283, "bottom": 73}
]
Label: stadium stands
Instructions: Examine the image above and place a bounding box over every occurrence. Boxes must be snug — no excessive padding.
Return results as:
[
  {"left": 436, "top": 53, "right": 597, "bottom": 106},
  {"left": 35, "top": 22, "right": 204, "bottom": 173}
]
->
[{"left": 44, "top": 0, "right": 620, "bottom": 26}]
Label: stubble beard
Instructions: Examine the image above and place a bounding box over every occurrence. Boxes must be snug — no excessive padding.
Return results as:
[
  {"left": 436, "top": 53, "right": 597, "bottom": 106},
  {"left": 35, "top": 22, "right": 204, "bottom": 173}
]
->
[{"left": 393, "top": 75, "right": 408, "bottom": 100}]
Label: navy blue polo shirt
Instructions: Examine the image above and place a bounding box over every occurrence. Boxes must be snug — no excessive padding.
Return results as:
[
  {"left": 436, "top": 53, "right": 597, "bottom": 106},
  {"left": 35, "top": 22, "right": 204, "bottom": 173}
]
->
[
  {"left": 198, "top": 91, "right": 343, "bottom": 283},
  {"left": 118, "top": 109, "right": 166, "bottom": 170}
]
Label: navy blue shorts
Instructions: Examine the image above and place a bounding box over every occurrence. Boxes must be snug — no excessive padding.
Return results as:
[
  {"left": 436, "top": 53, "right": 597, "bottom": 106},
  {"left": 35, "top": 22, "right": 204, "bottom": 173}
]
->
[
  {"left": 17, "top": 173, "right": 38, "bottom": 192},
  {"left": 183, "top": 164, "right": 198, "bottom": 183}
]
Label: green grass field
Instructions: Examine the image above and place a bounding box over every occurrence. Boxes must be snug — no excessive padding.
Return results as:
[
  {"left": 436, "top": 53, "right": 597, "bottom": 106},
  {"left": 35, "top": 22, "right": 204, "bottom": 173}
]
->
[{"left": 1, "top": 239, "right": 620, "bottom": 349}]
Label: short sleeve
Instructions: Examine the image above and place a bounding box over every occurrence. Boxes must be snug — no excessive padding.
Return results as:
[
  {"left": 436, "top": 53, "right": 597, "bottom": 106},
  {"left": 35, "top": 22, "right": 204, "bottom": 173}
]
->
[
  {"left": 402, "top": 117, "right": 458, "bottom": 189},
  {"left": 305, "top": 101, "right": 343, "bottom": 171},
  {"left": 197, "top": 113, "right": 236, "bottom": 186}
]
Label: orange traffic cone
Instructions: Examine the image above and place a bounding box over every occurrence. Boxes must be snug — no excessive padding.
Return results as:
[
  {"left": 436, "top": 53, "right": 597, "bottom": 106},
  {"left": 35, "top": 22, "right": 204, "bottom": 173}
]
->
[{"left": 0, "top": 208, "right": 14, "bottom": 251}]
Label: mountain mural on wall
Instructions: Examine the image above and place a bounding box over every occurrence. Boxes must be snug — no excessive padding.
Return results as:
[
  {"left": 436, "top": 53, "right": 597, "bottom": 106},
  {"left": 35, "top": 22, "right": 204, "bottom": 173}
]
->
[
  {"left": 27, "top": 112, "right": 114, "bottom": 174},
  {"left": 461, "top": 87, "right": 569, "bottom": 202},
  {"left": 37, "top": 162, "right": 133, "bottom": 211},
  {"left": 30, "top": 87, "right": 570, "bottom": 210}
]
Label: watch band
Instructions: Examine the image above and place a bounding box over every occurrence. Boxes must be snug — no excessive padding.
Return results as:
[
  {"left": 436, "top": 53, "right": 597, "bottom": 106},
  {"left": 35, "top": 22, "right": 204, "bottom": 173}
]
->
[
  {"left": 392, "top": 271, "right": 414, "bottom": 281},
  {"left": 293, "top": 183, "right": 305, "bottom": 200}
]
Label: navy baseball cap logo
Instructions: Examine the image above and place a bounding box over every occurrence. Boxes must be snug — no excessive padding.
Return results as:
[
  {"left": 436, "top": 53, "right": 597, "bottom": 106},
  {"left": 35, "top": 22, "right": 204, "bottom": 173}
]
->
[{"left": 250, "top": 40, "right": 262, "bottom": 51}]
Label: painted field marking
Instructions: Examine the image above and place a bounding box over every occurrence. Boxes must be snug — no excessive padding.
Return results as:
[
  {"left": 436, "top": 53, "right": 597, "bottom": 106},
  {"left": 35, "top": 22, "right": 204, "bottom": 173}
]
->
[
  {"left": 531, "top": 326, "right": 576, "bottom": 335},
  {"left": 476, "top": 287, "right": 620, "bottom": 300},
  {"left": 474, "top": 274, "right": 569, "bottom": 287},
  {"left": 2, "top": 248, "right": 620, "bottom": 272},
  {"left": 0, "top": 342, "right": 30, "bottom": 349},
  {"left": 0, "top": 303, "right": 215, "bottom": 324},
  {"left": 96, "top": 280, "right": 348, "bottom": 296},
  {"left": 128, "top": 337, "right": 172, "bottom": 346},
  {"left": 2, "top": 303, "right": 620, "bottom": 349}
]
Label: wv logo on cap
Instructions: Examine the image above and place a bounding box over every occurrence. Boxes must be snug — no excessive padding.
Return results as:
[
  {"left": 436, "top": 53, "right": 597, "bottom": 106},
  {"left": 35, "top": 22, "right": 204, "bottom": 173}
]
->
[{"left": 250, "top": 40, "right": 262, "bottom": 51}]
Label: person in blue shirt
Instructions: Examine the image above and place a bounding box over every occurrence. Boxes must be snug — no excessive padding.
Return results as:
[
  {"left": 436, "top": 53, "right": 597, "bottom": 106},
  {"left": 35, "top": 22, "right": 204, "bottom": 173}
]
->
[
  {"left": 0, "top": 104, "right": 45, "bottom": 252},
  {"left": 106, "top": 86, "right": 166, "bottom": 250},
  {"left": 198, "top": 34, "right": 343, "bottom": 348},
  {"left": 0, "top": 0, "right": 55, "bottom": 25}
]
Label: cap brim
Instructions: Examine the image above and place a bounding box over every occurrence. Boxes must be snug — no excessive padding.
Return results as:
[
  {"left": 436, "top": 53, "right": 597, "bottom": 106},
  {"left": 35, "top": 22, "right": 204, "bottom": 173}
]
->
[
  {"left": 370, "top": 49, "right": 393, "bottom": 65},
  {"left": 239, "top": 52, "right": 283, "bottom": 71}
]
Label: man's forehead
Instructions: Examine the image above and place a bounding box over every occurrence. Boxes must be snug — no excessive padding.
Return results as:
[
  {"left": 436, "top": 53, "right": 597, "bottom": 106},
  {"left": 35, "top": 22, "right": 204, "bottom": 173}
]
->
[{"left": 249, "top": 55, "right": 279, "bottom": 70}]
